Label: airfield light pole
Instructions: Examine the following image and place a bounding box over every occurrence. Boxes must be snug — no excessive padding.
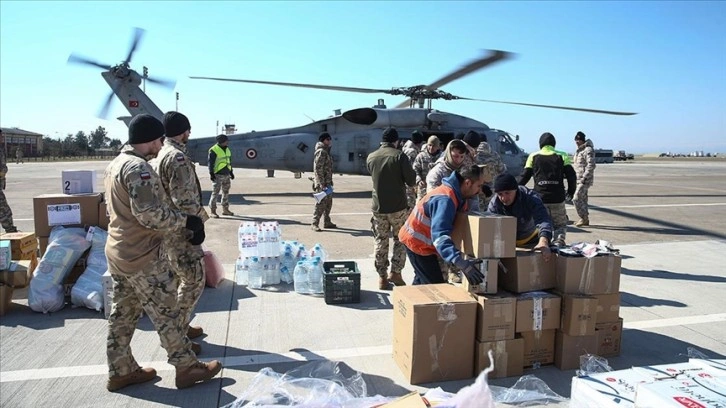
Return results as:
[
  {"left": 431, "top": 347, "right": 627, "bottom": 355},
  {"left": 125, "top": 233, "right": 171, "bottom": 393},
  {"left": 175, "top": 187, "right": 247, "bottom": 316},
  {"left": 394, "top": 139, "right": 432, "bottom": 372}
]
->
[
  {"left": 176, "top": 92, "right": 179, "bottom": 110},
  {"left": 142, "top": 66, "right": 148, "bottom": 92}
]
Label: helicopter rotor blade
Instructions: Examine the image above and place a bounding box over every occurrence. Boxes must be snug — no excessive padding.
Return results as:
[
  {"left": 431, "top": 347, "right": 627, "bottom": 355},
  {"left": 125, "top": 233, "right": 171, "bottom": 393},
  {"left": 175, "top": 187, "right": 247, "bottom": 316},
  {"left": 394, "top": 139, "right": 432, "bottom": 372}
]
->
[
  {"left": 455, "top": 96, "right": 637, "bottom": 116},
  {"left": 97, "top": 90, "right": 116, "bottom": 119},
  {"left": 189, "top": 76, "right": 392, "bottom": 94},
  {"left": 395, "top": 49, "right": 513, "bottom": 108},
  {"left": 67, "top": 54, "right": 113, "bottom": 70},
  {"left": 124, "top": 27, "right": 145, "bottom": 65},
  {"left": 146, "top": 75, "right": 176, "bottom": 90}
]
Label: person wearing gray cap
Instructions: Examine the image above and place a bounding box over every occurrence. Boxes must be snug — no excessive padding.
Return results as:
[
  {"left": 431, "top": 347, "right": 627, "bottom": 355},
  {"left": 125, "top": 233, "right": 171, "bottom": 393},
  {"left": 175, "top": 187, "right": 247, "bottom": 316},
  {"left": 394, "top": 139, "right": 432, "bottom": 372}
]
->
[
  {"left": 413, "top": 135, "right": 442, "bottom": 200},
  {"left": 208, "top": 134, "right": 235, "bottom": 217}
]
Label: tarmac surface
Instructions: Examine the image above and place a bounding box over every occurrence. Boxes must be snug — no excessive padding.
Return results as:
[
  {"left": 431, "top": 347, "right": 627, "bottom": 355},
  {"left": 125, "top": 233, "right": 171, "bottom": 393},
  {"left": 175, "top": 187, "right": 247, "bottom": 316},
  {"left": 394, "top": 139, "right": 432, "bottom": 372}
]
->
[{"left": 1, "top": 159, "right": 725, "bottom": 407}]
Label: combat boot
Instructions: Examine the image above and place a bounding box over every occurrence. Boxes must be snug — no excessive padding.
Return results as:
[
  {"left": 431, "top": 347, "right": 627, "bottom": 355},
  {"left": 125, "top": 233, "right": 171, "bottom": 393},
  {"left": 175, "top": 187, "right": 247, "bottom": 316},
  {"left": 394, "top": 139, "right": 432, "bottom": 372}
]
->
[
  {"left": 107, "top": 367, "right": 157, "bottom": 392},
  {"left": 187, "top": 325, "right": 204, "bottom": 339},
  {"left": 324, "top": 221, "right": 337, "bottom": 229},
  {"left": 378, "top": 276, "right": 390, "bottom": 290},
  {"left": 175, "top": 360, "right": 223, "bottom": 389},
  {"left": 4, "top": 226, "right": 17, "bottom": 233},
  {"left": 388, "top": 273, "right": 406, "bottom": 286},
  {"left": 575, "top": 218, "right": 589, "bottom": 227},
  {"left": 191, "top": 342, "right": 202, "bottom": 356},
  {"left": 222, "top": 208, "right": 234, "bottom": 216},
  {"left": 552, "top": 238, "right": 567, "bottom": 248},
  {"left": 210, "top": 208, "right": 219, "bottom": 218},
  {"left": 311, "top": 224, "right": 321, "bottom": 232}
]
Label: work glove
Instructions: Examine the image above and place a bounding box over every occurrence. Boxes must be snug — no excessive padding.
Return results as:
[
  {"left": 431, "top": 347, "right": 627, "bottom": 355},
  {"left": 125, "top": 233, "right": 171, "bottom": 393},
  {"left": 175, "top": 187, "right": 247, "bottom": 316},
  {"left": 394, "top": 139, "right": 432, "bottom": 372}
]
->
[
  {"left": 185, "top": 214, "right": 204, "bottom": 233},
  {"left": 189, "top": 228, "right": 206, "bottom": 245},
  {"left": 230, "top": 171, "right": 235, "bottom": 180},
  {"left": 454, "top": 258, "right": 485, "bottom": 286}
]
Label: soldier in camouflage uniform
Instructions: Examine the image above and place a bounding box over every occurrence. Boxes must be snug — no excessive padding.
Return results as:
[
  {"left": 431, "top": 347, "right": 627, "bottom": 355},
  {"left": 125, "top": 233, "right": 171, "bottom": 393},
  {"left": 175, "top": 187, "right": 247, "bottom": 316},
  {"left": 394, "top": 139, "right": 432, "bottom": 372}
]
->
[
  {"left": 475, "top": 133, "right": 508, "bottom": 210},
  {"left": 402, "top": 130, "right": 424, "bottom": 208},
  {"left": 104, "top": 114, "right": 221, "bottom": 391},
  {"left": 151, "top": 111, "right": 209, "bottom": 354},
  {"left": 413, "top": 136, "right": 442, "bottom": 200},
  {"left": 572, "top": 131, "right": 596, "bottom": 227},
  {"left": 366, "top": 127, "right": 416, "bottom": 289},
  {"left": 208, "top": 134, "right": 234, "bottom": 217},
  {"left": 0, "top": 130, "right": 18, "bottom": 233},
  {"left": 311, "top": 132, "right": 336, "bottom": 231}
]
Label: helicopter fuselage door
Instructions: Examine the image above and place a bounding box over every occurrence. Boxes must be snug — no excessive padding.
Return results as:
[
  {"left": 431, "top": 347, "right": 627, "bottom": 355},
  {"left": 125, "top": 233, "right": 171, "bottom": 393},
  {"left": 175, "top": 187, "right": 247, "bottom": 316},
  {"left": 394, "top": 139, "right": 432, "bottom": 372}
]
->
[{"left": 353, "top": 134, "right": 370, "bottom": 174}]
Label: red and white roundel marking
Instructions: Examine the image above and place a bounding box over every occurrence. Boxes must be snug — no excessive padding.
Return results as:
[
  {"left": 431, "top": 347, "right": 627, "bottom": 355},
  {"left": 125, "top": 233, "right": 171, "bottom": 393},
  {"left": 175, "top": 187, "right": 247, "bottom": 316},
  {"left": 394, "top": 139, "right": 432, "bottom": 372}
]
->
[{"left": 246, "top": 148, "right": 257, "bottom": 159}]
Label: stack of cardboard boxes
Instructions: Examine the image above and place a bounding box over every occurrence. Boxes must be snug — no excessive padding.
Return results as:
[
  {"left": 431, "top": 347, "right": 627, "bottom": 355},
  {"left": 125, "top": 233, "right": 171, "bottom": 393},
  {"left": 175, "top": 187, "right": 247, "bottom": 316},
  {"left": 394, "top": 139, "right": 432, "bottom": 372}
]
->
[
  {"left": 392, "top": 212, "right": 623, "bottom": 385},
  {"left": 0, "top": 232, "right": 40, "bottom": 316}
]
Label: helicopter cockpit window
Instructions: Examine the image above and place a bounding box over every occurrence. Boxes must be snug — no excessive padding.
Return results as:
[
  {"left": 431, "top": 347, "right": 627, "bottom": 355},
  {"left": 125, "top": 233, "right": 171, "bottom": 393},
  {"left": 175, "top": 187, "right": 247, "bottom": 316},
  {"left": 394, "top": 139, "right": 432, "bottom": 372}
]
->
[{"left": 498, "top": 132, "right": 520, "bottom": 155}]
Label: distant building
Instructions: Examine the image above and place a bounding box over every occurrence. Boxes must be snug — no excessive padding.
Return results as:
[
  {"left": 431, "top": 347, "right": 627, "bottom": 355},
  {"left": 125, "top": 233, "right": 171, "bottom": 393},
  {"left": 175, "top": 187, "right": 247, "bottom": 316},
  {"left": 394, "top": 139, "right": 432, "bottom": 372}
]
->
[{"left": 0, "top": 127, "right": 44, "bottom": 157}]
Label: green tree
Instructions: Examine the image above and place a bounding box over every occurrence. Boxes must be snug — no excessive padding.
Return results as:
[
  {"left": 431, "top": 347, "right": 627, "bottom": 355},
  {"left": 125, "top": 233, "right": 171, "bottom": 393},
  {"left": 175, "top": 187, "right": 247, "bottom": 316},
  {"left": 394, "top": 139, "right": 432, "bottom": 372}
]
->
[
  {"left": 89, "top": 126, "right": 108, "bottom": 149},
  {"left": 74, "top": 131, "right": 90, "bottom": 155},
  {"left": 42, "top": 136, "right": 62, "bottom": 156},
  {"left": 109, "top": 138, "right": 122, "bottom": 150}
]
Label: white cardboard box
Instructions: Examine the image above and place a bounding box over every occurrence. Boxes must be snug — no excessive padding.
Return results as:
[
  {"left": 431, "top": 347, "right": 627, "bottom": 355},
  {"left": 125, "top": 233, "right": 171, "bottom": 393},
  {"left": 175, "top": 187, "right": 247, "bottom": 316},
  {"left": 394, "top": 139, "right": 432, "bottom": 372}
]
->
[
  {"left": 635, "top": 377, "right": 726, "bottom": 407},
  {"left": 62, "top": 170, "right": 97, "bottom": 194}
]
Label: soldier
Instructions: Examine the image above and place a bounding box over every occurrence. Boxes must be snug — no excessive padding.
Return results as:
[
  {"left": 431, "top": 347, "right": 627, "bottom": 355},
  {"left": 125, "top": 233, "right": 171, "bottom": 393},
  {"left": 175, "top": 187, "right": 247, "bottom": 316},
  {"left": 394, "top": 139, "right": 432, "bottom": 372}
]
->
[
  {"left": 366, "top": 127, "right": 416, "bottom": 290},
  {"left": 475, "top": 132, "right": 508, "bottom": 209},
  {"left": 15, "top": 147, "right": 23, "bottom": 164},
  {"left": 151, "top": 111, "right": 208, "bottom": 355},
  {"left": 402, "top": 130, "right": 424, "bottom": 208},
  {"left": 413, "top": 136, "right": 442, "bottom": 200},
  {"left": 572, "top": 131, "right": 596, "bottom": 227},
  {"left": 518, "top": 132, "right": 576, "bottom": 247},
  {"left": 104, "top": 114, "right": 221, "bottom": 391},
  {"left": 311, "top": 132, "right": 336, "bottom": 231},
  {"left": 0, "top": 130, "right": 18, "bottom": 233},
  {"left": 461, "top": 130, "right": 480, "bottom": 167},
  {"left": 208, "top": 134, "right": 234, "bottom": 218}
]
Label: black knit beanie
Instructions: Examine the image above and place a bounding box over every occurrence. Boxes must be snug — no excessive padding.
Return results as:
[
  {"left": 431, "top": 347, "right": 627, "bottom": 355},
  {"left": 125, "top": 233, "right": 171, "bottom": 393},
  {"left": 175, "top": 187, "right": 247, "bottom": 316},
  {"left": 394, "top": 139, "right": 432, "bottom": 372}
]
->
[
  {"left": 319, "top": 132, "right": 331, "bottom": 142},
  {"left": 539, "top": 132, "right": 556, "bottom": 148},
  {"left": 493, "top": 173, "right": 518, "bottom": 192},
  {"left": 411, "top": 130, "right": 424, "bottom": 144},
  {"left": 216, "top": 134, "right": 228, "bottom": 143},
  {"left": 382, "top": 127, "right": 399, "bottom": 143},
  {"left": 575, "top": 131, "right": 586, "bottom": 142},
  {"left": 163, "top": 111, "right": 191, "bottom": 137},
  {"left": 128, "top": 114, "right": 165, "bottom": 144},
  {"left": 463, "top": 130, "right": 481, "bottom": 149}
]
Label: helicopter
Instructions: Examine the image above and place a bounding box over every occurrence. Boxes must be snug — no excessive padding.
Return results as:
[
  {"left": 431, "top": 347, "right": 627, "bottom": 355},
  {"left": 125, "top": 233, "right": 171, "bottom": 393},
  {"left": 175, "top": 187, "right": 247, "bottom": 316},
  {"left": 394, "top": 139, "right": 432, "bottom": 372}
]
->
[{"left": 68, "top": 28, "right": 636, "bottom": 177}]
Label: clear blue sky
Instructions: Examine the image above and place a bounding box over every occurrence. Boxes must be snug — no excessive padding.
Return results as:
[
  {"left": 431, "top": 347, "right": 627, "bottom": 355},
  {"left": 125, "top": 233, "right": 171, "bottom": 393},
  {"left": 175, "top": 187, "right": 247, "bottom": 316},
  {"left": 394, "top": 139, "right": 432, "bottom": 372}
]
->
[{"left": 1, "top": 1, "right": 724, "bottom": 154}]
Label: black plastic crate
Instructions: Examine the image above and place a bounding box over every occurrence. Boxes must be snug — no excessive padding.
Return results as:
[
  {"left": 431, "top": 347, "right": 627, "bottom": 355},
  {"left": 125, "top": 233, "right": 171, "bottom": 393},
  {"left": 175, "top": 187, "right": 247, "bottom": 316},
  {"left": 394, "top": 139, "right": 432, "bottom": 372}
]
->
[{"left": 323, "top": 261, "right": 361, "bottom": 305}]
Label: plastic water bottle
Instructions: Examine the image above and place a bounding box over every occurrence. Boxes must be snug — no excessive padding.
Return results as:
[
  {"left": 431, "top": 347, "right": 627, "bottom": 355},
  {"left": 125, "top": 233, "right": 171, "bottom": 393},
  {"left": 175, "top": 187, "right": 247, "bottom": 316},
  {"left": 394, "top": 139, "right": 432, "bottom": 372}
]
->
[
  {"left": 239, "top": 222, "right": 259, "bottom": 258},
  {"left": 280, "top": 248, "right": 296, "bottom": 284},
  {"left": 269, "top": 255, "right": 281, "bottom": 285},
  {"left": 248, "top": 256, "right": 263, "bottom": 289},
  {"left": 293, "top": 261, "right": 310, "bottom": 294},
  {"left": 235, "top": 257, "right": 249, "bottom": 285},
  {"left": 296, "top": 244, "right": 307, "bottom": 262},
  {"left": 308, "top": 259, "right": 324, "bottom": 294},
  {"left": 310, "top": 244, "right": 328, "bottom": 263},
  {"left": 270, "top": 226, "right": 280, "bottom": 256}
]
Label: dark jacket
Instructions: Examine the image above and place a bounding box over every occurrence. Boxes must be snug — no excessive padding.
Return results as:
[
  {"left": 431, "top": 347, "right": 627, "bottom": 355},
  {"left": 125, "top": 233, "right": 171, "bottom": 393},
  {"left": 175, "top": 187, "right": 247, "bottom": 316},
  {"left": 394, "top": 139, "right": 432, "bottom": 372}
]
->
[
  {"left": 488, "top": 186, "right": 553, "bottom": 242},
  {"left": 518, "top": 145, "right": 576, "bottom": 203},
  {"left": 366, "top": 143, "right": 416, "bottom": 214}
]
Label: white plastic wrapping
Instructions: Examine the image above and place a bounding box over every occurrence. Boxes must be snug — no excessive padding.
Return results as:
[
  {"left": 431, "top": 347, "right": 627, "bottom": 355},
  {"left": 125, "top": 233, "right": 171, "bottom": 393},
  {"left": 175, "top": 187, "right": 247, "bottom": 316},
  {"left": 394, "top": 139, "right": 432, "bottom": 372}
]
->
[{"left": 70, "top": 227, "right": 108, "bottom": 311}]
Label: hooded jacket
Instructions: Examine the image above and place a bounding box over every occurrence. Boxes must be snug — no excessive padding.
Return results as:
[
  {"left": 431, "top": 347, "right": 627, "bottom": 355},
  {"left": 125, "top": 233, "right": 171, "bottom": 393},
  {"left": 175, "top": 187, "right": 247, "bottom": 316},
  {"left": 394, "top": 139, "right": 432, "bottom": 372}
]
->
[
  {"left": 573, "top": 139, "right": 596, "bottom": 186},
  {"left": 488, "top": 185, "right": 553, "bottom": 242}
]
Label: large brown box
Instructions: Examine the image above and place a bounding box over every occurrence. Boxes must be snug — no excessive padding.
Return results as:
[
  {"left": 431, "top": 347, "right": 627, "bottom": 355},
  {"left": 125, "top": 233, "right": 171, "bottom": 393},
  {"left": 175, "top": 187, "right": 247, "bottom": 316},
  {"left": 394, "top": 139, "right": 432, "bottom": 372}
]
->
[
  {"left": 554, "top": 330, "right": 599, "bottom": 370},
  {"left": 593, "top": 293, "right": 620, "bottom": 323},
  {"left": 475, "top": 338, "right": 524, "bottom": 379},
  {"left": 33, "top": 193, "right": 103, "bottom": 237},
  {"left": 392, "top": 284, "right": 477, "bottom": 385},
  {"left": 560, "top": 294, "right": 597, "bottom": 336},
  {"left": 515, "top": 292, "right": 561, "bottom": 333},
  {"left": 595, "top": 318, "right": 623, "bottom": 357},
  {"left": 555, "top": 254, "right": 621, "bottom": 295},
  {"left": 0, "top": 260, "right": 35, "bottom": 288},
  {"left": 0, "top": 283, "right": 13, "bottom": 316},
  {"left": 1, "top": 232, "right": 37, "bottom": 255},
  {"left": 98, "top": 201, "right": 110, "bottom": 231},
  {"left": 452, "top": 213, "right": 516, "bottom": 259},
  {"left": 473, "top": 292, "right": 516, "bottom": 341},
  {"left": 500, "top": 251, "right": 556, "bottom": 293},
  {"left": 462, "top": 258, "right": 499, "bottom": 295},
  {"left": 519, "top": 329, "right": 556, "bottom": 367}
]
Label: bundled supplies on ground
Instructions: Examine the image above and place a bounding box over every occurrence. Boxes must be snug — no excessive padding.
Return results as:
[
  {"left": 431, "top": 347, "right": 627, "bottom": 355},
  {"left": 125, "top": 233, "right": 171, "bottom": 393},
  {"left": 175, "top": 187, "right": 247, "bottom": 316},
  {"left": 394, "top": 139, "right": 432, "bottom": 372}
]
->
[{"left": 70, "top": 226, "right": 108, "bottom": 311}]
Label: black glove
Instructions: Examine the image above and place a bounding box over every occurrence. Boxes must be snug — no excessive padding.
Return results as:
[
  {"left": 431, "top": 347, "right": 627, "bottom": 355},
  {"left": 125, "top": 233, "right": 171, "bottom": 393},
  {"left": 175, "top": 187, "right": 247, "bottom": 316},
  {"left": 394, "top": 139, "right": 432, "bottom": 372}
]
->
[
  {"left": 210, "top": 173, "right": 216, "bottom": 182},
  {"left": 482, "top": 185, "right": 492, "bottom": 197},
  {"left": 230, "top": 171, "right": 235, "bottom": 180},
  {"left": 189, "top": 228, "right": 205, "bottom": 245},
  {"left": 455, "top": 258, "right": 485, "bottom": 285},
  {"left": 185, "top": 215, "right": 204, "bottom": 232}
]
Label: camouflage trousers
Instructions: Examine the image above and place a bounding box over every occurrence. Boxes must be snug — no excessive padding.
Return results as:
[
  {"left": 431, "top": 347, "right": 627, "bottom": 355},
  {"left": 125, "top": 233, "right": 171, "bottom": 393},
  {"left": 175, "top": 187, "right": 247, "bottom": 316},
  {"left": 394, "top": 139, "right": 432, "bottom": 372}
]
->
[
  {"left": 477, "top": 191, "right": 493, "bottom": 213},
  {"left": 107, "top": 251, "right": 196, "bottom": 377},
  {"left": 406, "top": 186, "right": 417, "bottom": 209},
  {"left": 416, "top": 184, "right": 427, "bottom": 201},
  {"left": 209, "top": 174, "right": 232, "bottom": 210},
  {"left": 0, "top": 188, "right": 16, "bottom": 232},
  {"left": 312, "top": 194, "right": 333, "bottom": 225},
  {"left": 543, "top": 202, "right": 568, "bottom": 243},
  {"left": 572, "top": 183, "right": 590, "bottom": 220},
  {"left": 371, "top": 208, "right": 409, "bottom": 277},
  {"left": 166, "top": 238, "right": 205, "bottom": 330}
]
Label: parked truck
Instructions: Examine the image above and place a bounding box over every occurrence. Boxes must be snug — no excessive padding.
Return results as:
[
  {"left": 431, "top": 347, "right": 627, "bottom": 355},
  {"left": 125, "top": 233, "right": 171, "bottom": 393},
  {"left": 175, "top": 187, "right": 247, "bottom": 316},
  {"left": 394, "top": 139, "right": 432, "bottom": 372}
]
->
[{"left": 614, "top": 150, "right": 635, "bottom": 161}]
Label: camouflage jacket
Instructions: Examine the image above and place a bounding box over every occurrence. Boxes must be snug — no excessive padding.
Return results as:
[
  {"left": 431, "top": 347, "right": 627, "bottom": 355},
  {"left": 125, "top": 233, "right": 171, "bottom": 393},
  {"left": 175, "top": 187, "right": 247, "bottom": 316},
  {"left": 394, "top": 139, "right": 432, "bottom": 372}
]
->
[
  {"left": 413, "top": 148, "right": 441, "bottom": 185},
  {"left": 402, "top": 140, "right": 422, "bottom": 165},
  {"left": 475, "top": 142, "right": 507, "bottom": 182},
  {"left": 573, "top": 139, "right": 596, "bottom": 186},
  {"left": 313, "top": 141, "right": 333, "bottom": 190},
  {"left": 151, "top": 138, "right": 209, "bottom": 223},
  {"left": 104, "top": 145, "right": 187, "bottom": 275},
  {"left": 426, "top": 156, "right": 456, "bottom": 191}
]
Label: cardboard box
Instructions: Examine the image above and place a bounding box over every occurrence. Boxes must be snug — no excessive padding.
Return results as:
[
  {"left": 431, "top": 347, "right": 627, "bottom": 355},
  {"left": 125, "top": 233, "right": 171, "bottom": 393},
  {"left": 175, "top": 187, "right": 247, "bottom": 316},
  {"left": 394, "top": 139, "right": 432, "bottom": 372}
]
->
[
  {"left": 1, "top": 232, "right": 37, "bottom": 254},
  {"left": 98, "top": 201, "right": 110, "bottom": 231},
  {"left": 0, "top": 283, "right": 13, "bottom": 316},
  {"left": 11, "top": 246, "right": 37, "bottom": 260},
  {"left": 103, "top": 270, "right": 113, "bottom": 319},
  {"left": 378, "top": 392, "right": 429, "bottom": 408},
  {"left": 61, "top": 170, "right": 97, "bottom": 194},
  {"left": 515, "top": 292, "right": 561, "bottom": 333},
  {"left": 560, "top": 294, "right": 597, "bottom": 336},
  {"left": 593, "top": 293, "right": 620, "bottom": 324},
  {"left": 635, "top": 377, "right": 726, "bottom": 407},
  {"left": 500, "top": 250, "right": 556, "bottom": 293},
  {"left": 475, "top": 338, "right": 524, "bottom": 378},
  {"left": 519, "top": 329, "right": 555, "bottom": 367},
  {"left": 473, "top": 292, "right": 516, "bottom": 341},
  {"left": 33, "top": 193, "right": 103, "bottom": 237},
  {"left": 38, "top": 237, "right": 48, "bottom": 258},
  {"left": 392, "top": 284, "right": 477, "bottom": 385},
  {"left": 462, "top": 258, "right": 499, "bottom": 295},
  {"left": 554, "top": 331, "right": 598, "bottom": 370},
  {"left": 555, "top": 254, "right": 621, "bottom": 295},
  {"left": 0, "top": 240, "right": 10, "bottom": 270},
  {"left": 595, "top": 318, "right": 623, "bottom": 357},
  {"left": 0, "top": 260, "right": 34, "bottom": 288},
  {"left": 453, "top": 213, "right": 516, "bottom": 259}
]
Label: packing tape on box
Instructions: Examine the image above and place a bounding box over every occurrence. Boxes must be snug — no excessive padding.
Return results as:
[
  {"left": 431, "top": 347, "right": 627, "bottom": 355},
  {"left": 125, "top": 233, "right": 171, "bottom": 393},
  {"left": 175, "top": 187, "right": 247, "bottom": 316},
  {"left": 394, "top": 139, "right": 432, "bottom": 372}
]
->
[
  {"left": 494, "top": 340, "right": 508, "bottom": 371},
  {"left": 493, "top": 218, "right": 503, "bottom": 257},
  {"left": 579, "top": 255, "right": 616, "bottom": 293},
  {"left": 579, "top": 300, "right": 592, "bottom": 335},
  {"left": 532, "top": 297, "right": 543, "bottom": 331},
  {"left": 529, "top": 255, "right": 542, "bottom": 287},
  {"left": 606, "top": 256, "right": 615, "bottom": 293}
]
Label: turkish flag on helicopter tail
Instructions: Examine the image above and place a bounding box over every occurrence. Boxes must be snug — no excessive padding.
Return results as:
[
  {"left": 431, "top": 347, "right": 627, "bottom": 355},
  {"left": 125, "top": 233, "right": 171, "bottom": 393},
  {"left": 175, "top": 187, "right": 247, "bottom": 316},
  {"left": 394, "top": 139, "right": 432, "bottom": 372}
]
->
[{"left": 128, "top": 100, "right": 139, "bottom": 108}]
